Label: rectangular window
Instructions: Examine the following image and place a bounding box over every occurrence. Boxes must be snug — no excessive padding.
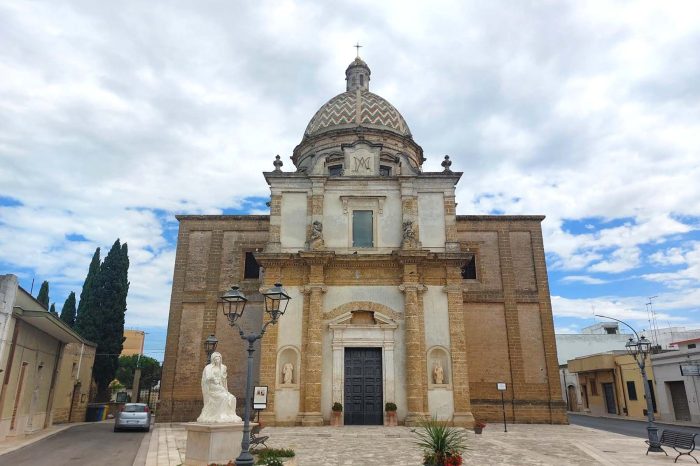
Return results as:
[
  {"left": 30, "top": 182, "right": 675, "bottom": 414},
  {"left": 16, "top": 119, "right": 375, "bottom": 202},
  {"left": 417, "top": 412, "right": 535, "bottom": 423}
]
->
[
  {"left": 461, "top": 256, "right": 477, "bottom": 279},
  {"left": 648, "top": 380, "right": 657, "bottom": 412},
  {"left": 329, "top": 165, "right": 343, "bottom": 176},
  {"left": 244, "top": 252, "right": 260, "bottom": 279},
  {"left": 379, "top": 165, "right": 391, "bottom": 177},
  {"left": 626, "top": 381, "right": 637, "bottom": 400},
  {"left": 688, "top": 343, "right": 697, "bottom": 349},
  {"left": 352, "top": 210, "right": 373, "bottom": 247}
]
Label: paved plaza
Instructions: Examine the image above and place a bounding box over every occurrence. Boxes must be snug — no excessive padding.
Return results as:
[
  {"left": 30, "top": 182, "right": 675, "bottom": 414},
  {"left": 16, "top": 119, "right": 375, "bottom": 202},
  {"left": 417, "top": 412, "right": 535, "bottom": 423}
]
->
[{"left": 144, "top": 423, "right": 688, "bottom": 466}]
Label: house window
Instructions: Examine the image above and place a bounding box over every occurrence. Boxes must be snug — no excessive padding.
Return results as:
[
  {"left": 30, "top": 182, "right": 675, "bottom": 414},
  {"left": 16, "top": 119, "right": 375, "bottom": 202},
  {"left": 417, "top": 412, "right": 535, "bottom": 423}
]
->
[
  {"left": 461, "top": 256, "right": 477, "bottom": 279},
  {"left": 352, "top": 210, "right": 373, "bottom": 247},
  {"left": 626, "top": 381, "right": 637, "bottom": 400},
  {"left": 329, "top": 165, "right": 343, "bottom": 176},
  {"left": 688, "top": 343, "right": 696, "bottom": 349},
  {"left": 379, "top": 165, "right": 391, "bottom": 177},
  {"left": 244, "top": 252, "right": 260, "bottom": 279}
]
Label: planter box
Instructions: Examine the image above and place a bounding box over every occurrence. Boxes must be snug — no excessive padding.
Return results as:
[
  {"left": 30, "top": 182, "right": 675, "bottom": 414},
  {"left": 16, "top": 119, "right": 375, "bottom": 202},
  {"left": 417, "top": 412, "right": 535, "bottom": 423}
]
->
[
  {"left": 384, "top": 411, "right": 397, "bottom": 426},
  {"left": 331, "top": 411, "right": 343, "bottom": 427}
]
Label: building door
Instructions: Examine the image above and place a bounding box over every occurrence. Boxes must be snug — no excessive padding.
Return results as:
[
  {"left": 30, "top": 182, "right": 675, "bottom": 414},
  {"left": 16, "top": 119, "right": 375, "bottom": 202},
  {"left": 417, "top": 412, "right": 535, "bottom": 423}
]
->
[
  {"left": 344, "top": 348, "right": 383, "bottom": 425},
  {"left": 602, "top": 383, "right": 616, "bottom": 414},
  {"left": 668, "top": 381, "right": 691, "bottom": 421},
  {"left": 567, "top": 385, "right": 577, "bottom": 411}
]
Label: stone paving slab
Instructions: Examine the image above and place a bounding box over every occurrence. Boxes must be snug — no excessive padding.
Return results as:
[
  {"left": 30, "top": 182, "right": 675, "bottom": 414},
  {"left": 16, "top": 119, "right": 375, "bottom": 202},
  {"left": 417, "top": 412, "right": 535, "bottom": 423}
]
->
[{"left": 144, "top": 424, "right": 684, "bottom": 466}]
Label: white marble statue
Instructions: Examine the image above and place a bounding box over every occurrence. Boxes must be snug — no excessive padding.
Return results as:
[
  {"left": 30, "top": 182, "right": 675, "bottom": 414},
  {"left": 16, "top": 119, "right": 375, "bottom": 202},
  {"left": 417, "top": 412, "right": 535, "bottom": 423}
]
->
[
  {"left": 282, "top": 362, "right": 294, "bottom": 384},
  {"left": 197, "top": 352, "right": 242, "bottom": 423},
  {"left": 433, "top": 361, "right": 444, "bottom": 385}
]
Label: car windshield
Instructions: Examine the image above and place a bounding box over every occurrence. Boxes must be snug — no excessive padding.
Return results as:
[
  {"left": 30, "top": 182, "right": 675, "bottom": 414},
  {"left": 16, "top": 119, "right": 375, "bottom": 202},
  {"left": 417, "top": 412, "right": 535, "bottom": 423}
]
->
[{"left": 124, "top": 405, "right": 147, "bottom": 412}]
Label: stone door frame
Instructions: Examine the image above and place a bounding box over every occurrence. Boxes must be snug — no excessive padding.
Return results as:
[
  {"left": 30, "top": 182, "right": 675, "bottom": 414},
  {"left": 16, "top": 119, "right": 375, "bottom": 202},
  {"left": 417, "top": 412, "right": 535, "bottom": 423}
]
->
[{"left": 327, "top": 308, "right": 399, "bottom": 408}]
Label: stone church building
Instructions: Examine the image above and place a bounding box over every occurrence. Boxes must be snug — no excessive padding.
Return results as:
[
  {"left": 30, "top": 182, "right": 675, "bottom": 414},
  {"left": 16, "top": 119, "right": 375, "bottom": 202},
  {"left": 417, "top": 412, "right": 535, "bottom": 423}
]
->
[{"left": 159, "top": 57, "right": 567, "bottom": 426}]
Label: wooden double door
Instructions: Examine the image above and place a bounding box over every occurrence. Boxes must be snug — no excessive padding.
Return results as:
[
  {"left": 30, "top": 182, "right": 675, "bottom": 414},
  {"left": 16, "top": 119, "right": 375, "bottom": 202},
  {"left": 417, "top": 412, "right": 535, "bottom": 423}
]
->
[{"left": 344, "top": 348, "right": 383, "bottom": 425}]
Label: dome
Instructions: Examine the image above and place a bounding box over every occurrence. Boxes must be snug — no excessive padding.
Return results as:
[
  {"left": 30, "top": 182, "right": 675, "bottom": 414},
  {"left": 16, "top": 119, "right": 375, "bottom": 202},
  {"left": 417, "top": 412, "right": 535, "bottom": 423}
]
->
[
  {"left": 304, "top": 91, "right": 412, "bottom": 137},
  {"left": 303, "top": 57, "right": 412, "bottom": 138}
]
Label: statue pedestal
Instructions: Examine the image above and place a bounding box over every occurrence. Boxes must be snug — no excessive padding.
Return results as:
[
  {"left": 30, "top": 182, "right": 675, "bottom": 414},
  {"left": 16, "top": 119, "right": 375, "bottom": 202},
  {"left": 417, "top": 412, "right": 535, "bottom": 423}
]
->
[{"left": 183, "top": 422, "right": 253, "bottom": 465}]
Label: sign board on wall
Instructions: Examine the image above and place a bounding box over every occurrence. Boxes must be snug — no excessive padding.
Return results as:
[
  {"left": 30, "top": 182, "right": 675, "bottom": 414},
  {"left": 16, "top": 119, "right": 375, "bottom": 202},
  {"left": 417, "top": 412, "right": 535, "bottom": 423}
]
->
[
  {"left": 680, "top": 364, "right": 700, "bottom": 376},
  {"left": 497, "top": 382, "right": 507, "bottom": 391}
]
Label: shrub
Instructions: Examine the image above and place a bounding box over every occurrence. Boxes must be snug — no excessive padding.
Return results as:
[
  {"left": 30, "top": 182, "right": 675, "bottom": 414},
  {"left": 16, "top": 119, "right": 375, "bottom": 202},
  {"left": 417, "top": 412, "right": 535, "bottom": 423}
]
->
[
  {"left": 255, "top": 448, "right": 295, "bottom": 459},
  {"left": 413, "top": 418, "right": 467, "bottom": 466},
  {"left": 332, "top": 402, "right": 343, "bottom": 412},
  {"left": 385, "top": 402, "right": 397, "bottom": 412}
]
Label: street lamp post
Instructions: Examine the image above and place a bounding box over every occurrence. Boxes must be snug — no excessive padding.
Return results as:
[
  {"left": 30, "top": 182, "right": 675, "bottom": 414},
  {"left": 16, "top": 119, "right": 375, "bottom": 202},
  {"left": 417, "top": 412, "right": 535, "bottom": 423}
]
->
[
  {"left": 219, "top": 283, "right": 291, "bottom": 466},
  {"left": 204, "top": 334, "right": 219, "bottom": 364},
  {"left": 595, "top": 315, "right": 663, "bottom": 453}
]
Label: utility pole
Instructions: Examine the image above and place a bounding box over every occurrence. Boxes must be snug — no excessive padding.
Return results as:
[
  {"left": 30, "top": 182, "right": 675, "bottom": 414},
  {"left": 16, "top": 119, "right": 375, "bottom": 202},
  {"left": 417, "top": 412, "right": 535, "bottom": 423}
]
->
[{"left": 132, "top": 354, "right": 141, "bottom": 403}]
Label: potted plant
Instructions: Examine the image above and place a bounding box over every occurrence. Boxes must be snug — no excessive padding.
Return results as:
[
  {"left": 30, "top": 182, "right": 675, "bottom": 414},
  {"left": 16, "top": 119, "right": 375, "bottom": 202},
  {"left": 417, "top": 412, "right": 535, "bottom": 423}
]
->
[
  {"left": 413, "top": 418, "right": 467, "bottom": 466},
  {"left": 473, "top": 420, "right": 486, "bottom": 435},
  {"left": 331, "top": 402, "right": 343, "bottom": 426},
  {"left": 384, "top": 402, "right": 398, "bottom": 426}
]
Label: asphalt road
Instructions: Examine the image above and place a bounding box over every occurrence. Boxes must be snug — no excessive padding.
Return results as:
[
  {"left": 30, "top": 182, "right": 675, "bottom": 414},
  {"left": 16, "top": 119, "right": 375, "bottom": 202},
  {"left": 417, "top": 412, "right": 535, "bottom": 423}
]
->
[
  {"left": 568, "top": 413, "right": 700, "bottom": 438},
  {"left": 0, "top": 421, "right": 146, "bottom": 466}
]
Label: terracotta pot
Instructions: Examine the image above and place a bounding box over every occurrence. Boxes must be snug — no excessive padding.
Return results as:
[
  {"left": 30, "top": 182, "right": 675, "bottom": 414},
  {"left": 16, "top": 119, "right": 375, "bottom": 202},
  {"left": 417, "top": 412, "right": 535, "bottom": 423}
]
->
[
  {"left": 474, "top": 427, "right": 483, "bottom": 434},
  {"left": 385, "top": 410, "right": 398, "bottom": 426},
  {"left": 331, "top": 410, "right": 343, "bottom": 426}
]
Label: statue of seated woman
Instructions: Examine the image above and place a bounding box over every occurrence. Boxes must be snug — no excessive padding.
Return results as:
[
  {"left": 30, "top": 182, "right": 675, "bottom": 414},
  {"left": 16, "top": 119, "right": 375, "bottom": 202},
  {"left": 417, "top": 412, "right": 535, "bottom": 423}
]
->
[{"left": 197, "top": 351, "right": 242, "bottom": 423}]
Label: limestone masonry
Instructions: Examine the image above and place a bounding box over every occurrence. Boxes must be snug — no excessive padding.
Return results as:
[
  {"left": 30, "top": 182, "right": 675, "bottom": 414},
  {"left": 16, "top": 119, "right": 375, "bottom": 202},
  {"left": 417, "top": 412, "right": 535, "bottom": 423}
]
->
[{"left": 159, "top": 57, "right": 567, "bottom": 426}]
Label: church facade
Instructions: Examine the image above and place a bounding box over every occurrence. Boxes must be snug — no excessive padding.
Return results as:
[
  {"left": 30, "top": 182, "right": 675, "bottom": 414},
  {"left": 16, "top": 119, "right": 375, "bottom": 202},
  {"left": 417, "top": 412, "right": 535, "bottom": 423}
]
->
[{"left": 159, "top": 57, "right": 567, "bottom": 426}]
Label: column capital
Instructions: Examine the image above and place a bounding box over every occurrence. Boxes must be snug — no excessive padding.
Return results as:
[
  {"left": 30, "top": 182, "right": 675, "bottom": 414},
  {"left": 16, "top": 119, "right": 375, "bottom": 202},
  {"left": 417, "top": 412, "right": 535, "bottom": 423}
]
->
[
  {"left": 399, "top": 283, "right": 427, "bottom": 294},
  {"left": 302, "top": 284, "right": 327, "bottom": 295}
]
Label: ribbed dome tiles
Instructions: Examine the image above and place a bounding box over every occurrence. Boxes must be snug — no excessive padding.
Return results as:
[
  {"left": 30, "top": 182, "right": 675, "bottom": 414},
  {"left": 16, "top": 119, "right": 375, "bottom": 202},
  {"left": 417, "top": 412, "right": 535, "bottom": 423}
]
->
[{"left": 304, "top": 90, "right": 411, "bottom": 137}]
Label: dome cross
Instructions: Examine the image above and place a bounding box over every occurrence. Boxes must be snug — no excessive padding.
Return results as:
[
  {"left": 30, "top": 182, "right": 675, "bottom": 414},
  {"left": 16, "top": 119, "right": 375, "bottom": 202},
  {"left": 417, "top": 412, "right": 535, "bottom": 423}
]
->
[{"left": 354, "top": 42, "right": 362, "bottom": 58}]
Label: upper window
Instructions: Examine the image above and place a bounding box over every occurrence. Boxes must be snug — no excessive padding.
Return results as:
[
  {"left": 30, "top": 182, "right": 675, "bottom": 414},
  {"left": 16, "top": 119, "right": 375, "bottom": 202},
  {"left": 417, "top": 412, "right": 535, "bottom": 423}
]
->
[
  {"left": 688, "top": 343, "right": 697, "bottom": 349},
  {"left": 626, "top": 381, "right": 637, "bottom": 400},
  {"left": 379, "top": 165, "right": 391, "bottom": 177},
  {"left": 329, "top": 165, "right": 343, "bottom": 177},
  {"left": 244, "top": 252, "right": 260, "bottom": 279},
  {"left": 352, "top": 210, "right": 373, "bottom": 247},
  {"left": 461, "top": 256, "right": 477, "bottom": 279}
]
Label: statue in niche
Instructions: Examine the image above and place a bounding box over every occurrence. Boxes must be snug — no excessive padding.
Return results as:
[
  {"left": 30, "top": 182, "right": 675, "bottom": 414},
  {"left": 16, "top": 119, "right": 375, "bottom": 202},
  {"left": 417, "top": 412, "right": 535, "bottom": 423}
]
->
[
  {"left": 282, "top": 362, "right": 294, "bottom": 385},
  {"left": 433, "top": 361, "right": 445, "bottom": 385},
  {"left": 309, "top": 220, "right": 325, "bottom": 250},
  {"left": 197, "top": 352, "right": 242, "bottom": 423},
  {"left": 402, "top": 220, "right": 418, "bottom": 249}
]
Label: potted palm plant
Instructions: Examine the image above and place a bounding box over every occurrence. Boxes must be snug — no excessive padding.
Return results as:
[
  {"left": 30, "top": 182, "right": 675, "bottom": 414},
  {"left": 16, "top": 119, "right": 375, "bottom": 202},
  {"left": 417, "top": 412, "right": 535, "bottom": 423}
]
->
[
  {"left": 413, "top": 418, "right": 467, "bottom": 466},
  {"left": 331, "top": 402, "right": 343, "bottom": 427},
  {"left": 384, "top": 402, "right": 397, "bottom": 426}
]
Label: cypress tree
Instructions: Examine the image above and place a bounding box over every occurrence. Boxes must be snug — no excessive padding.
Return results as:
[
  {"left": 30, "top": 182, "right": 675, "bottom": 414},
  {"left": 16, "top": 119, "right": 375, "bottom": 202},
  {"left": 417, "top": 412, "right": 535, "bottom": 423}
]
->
[
  {"left": 36, "top": 280, "right": 49, "bottom": 308},
  {"left": 75, "top": 248, "right": 101, "bottom": 340},
  {"left": 49, "top": 303, "right": 57, "bottom": 316},
  {"left": 60, "top": 291, "right": 77, "bottom": 327},
  {"left": 92, "top": 240, "right": 130, "bottom": 399}
]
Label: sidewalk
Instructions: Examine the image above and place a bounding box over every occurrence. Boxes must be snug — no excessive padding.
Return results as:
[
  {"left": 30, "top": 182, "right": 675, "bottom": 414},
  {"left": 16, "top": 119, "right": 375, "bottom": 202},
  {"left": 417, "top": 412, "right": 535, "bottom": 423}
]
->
[
  {"left": 570, "top": 410, "right": 700, "bottom": 429},
  {"left": 0, "top": 421, "right": 89, "bottom": 456},
  {"left": 142, "top": 423, "right": 687, "bottom": 466}
]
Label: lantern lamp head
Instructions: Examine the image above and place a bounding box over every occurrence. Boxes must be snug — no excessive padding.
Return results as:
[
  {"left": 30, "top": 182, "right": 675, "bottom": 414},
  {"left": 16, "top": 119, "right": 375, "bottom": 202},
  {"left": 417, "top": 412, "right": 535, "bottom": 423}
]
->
[
  {"left": 263, "top": 282, "right": 291, "bottom": 323},
  {"left": 220, "top": 285, "right": 248, "bottom": 325},
  {"left": 204, "top": 334, "right": 218, "bottom": 354}
]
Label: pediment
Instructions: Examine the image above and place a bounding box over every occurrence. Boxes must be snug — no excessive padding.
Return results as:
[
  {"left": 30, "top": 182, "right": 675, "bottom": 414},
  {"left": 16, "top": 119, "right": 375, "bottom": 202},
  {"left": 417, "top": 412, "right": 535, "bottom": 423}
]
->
[{"left": 327, "top": 310, "right": 397, "bottom": 328}]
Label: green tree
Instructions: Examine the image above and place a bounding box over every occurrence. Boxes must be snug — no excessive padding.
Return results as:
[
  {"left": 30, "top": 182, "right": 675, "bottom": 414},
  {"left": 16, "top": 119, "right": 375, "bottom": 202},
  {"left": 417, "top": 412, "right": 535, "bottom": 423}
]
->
[
  {"left": 36, "top": 280, "right": 49, "bottom": 308},
  {"left": 74, "top": 241, "right": 130, "bottom": 401},
  {"left": 116, "top": 355, "right": 161, "bottom": 389},
  {"left": 75, "top": 248, "right": 101, "bottom": 338},
  {"left": 49, "top": 303, "right": 57, "bottom": 316},
  {"left": 60, "top": 291, "right": 77, "bottom": 327}
]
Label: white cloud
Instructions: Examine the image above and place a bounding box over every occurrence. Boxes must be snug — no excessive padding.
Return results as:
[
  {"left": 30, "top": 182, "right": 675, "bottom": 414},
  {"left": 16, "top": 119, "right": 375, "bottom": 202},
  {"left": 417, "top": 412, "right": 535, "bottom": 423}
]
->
[
  {"left": 561, "top": 275, "right": 607, "bottom": 285},
  {"left": 0, "top": 0, "right": 699, "bottom": 331}
]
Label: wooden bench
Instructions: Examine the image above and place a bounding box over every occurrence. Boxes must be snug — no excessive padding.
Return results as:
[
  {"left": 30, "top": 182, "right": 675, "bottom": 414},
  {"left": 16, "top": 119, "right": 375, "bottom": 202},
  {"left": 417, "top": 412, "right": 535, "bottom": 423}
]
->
[
  {"left": 250, "top": 424, "right": 269, "bottom": 451},
  {"left": 649, "top": 429, "right": 698, "bottom": 463}
]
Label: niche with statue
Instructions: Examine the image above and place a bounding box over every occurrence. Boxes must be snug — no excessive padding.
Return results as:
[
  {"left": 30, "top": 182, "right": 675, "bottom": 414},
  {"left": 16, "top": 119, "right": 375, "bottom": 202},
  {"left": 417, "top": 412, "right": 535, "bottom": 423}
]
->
[
  {"left": 427, "top": 346, "right": 451, "bottom": 388},
  {"left": 276, "top": 346, "right": 300, "bottom": 388}
]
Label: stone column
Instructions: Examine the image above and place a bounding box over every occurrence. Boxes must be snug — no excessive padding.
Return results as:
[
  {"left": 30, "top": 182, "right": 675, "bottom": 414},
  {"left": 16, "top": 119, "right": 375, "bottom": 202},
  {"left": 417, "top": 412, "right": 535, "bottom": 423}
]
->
[
  {"left": 258, "top": 263, "right": 281, "bottom": 425},
  {"left": 399, "top": 260, "right": 428, "bottom": 425},
  {"left": 445, "top": 261, "right": 475, "bottom": 427},
  {"left": 299, "top": 255, "right": 331, "bottom": 426}
]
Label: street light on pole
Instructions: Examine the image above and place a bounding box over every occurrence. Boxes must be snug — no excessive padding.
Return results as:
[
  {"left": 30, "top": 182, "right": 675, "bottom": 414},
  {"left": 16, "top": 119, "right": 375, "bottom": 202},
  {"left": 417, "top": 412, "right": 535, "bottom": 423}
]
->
[
  {"left": 595, "top": 314, "right": 663, "bottom": 453},
  {"left": 219, "top": 283, "right": 291, "bottom": 466},
  {"left": 204, "top": 334, "right": 219, "bottom": 364}
]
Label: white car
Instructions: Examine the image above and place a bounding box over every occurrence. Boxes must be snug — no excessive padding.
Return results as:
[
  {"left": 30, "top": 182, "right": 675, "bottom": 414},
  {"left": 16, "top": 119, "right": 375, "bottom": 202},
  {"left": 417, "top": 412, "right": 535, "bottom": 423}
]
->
[{"left": 114, "top": 403, "right": 151, "bottom": 432}]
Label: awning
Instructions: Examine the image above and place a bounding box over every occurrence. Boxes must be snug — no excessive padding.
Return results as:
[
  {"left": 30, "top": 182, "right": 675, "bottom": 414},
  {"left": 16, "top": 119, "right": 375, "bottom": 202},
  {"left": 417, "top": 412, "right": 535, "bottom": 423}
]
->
[{"left": 14, "top": 308, "right": 94, "bottom": 345}]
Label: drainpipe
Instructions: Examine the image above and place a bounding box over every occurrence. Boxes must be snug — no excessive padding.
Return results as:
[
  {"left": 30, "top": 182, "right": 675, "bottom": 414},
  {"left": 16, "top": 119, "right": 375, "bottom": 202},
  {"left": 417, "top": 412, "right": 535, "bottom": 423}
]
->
[
  {"left": 615, "top": 361, "right": 628, "bottom": 416},
  {"left": 76, "top": 343, "right": 85, "bottom": 380},
  {"left": 44, "top": 341, "right": 65, "bottom": 428}
]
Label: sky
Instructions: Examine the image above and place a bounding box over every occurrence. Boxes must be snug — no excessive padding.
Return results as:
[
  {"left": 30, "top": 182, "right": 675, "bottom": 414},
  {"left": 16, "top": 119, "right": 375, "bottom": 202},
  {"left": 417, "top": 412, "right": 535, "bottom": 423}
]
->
[{"left": 1, "top": 0, "right": 699, "bottom": 361}]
